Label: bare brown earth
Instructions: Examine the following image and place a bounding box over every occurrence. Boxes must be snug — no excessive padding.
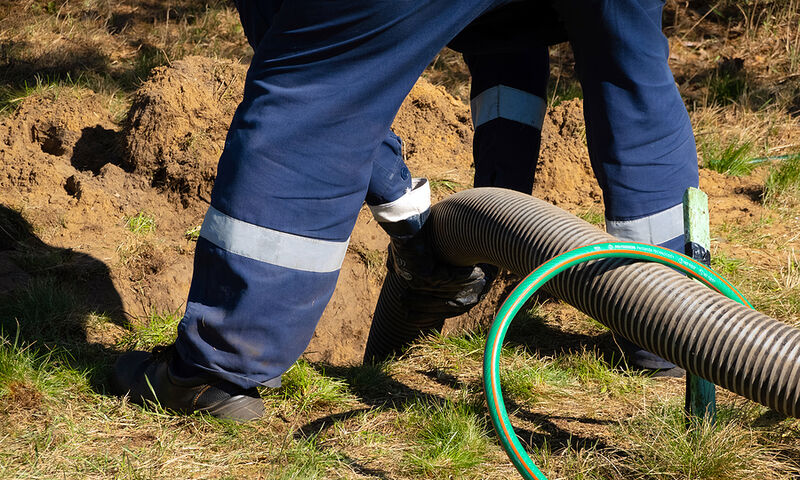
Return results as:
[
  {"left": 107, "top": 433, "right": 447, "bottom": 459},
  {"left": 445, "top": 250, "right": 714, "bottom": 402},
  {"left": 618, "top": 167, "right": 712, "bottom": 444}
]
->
[{"left": 0, "top": 55, "right": 780, "bottom": 366}]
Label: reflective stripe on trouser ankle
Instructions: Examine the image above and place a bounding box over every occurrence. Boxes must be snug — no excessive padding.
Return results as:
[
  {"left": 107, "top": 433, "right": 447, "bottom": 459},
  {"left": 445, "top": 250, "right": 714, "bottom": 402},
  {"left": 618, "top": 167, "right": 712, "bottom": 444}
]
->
[
  {"left": 199, "top": 206, "right": 349, "bottom": 273},
  {"left": 470, "top": 85, "right": 546, "bottom": 129},
  {"left": 607, "top": 203, "right": 684, "bottom": 370},
  {"left": 368, "top": 178, "right": 431, "bottom": 238},
  {"left": 605, "top": 203, "right": 684, "bottom": 246},
  {"left": 368, "top": 178, "right": 430, "bottom": 223}
]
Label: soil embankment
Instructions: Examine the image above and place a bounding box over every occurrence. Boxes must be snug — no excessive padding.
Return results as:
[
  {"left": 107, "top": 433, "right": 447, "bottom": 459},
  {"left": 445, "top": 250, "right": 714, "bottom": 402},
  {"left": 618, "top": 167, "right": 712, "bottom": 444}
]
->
[{"left": 0, "top": 56, "right": 762, "bottom": 364}]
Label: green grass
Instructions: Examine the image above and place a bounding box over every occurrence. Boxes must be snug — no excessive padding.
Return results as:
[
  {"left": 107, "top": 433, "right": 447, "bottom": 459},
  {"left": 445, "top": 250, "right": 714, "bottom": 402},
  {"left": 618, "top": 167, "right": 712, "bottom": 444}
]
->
[
  {"left": 0, "top": 72, "right": 123, "bottom": 118},
  {"left": 0, "top": 333, "right": 89, "bottom": 408},
  {"left": 548, "top": 77, "right": 584, "bottom": 108},
  {"left": 335, "top": 362, "right": 396, "bottom": 398},
  {"left": 274, "top": 435, "right": 345, "bottom": 479},
  {"left": 348, "top": 244, "right": 387, "bottom": 279},
  {"left": 118, "top": 310, "right": 182, "bottom": 350},
  {"left": 708, "top": 70, "right": 748, "bottom": 106},
  {"left": 775, "top": 249, "right": 800, "bottom": 290},
  {"left": 328, "top": 410, "right": 391, "bottom": 449},
  {"left": 272, "top": 360, "right": 354, "bottom": 412},
  {"left": 184, "top": 225, "right": 201, "bottom": 241},
  {"left": 701, "top": 139, "right": 756, "bottom": 176},
  {"left": 428, "top": 330, "right": 487, "bottom": 360},
  {"left": 500, "top": 356, "right": 575, "bottom": 403},
  {"left": 28, "top": 0, "right": 59, "bottom": 15},
  {"left": 616, "top": 402, "right": 795, "bottom": 479},
  {"left": 0, "top": 276, "right": 79, "bottom": 343},
  {"left": 124, "top": 212, "right": 156, "bottom": 235},
  {"left": 763, "top": 154, "right": 800, "bottom": 206},
  {"left": 711, "top": 252, "right": 746, "bottom": 278},
  {"left": 577, "top": 209, "right": 605, "bottom": 226},
  {"left": 0, "top": 75, "right": 67, "bottom": 115},
  {"left": 9, "top": 246, "right": 74, "bottom": 273},
  {"left": 405, "top": 399, "right": 492, "bottom": 478},
  {"left": 429, "top": 178, "right": 466, "bottom": 195},
  {"left": 557, "top": 349, "right": 647, "bottom": 396},
  {"left": 715, "top": 216, "right": 774, "bottom": 248},
  {"left": 528, "top": 439, "right": 610, "bottom": 480}
]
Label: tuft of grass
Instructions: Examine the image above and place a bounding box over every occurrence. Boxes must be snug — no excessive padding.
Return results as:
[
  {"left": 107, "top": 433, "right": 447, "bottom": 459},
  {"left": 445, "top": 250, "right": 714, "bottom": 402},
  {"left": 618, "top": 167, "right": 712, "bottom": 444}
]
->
[
  {"left": 328, "top": 410, "right": 391, "bottom": 449},
  {"left": 0, "top": 276, "right": 79, "bottom": 342},
  {"left": 716, "top": 216, "right": 774, "bottom": 248},
  {"left": 125, "top": 212, "right": 156, "bottom": 235},
  {"left": 405, "top": 399, "right": 491, "bottom": 477},
  {"left": 429, "top": 178, "right": 466, "bottom": 195},
  {"left": 337, "top": 362, "right": 396, "bottom": 398},
  {"left": 528, "top": 438, "right": 611, "bottom": 480},
  {"left": 118, "top": 310, "right": 182, "bottom": 350},
  {"left": 348, "top": 243, "right": 386, "bottom": 279},
  {"left": 711, "top": 252, "right": 746, "bottom": 278},
  {"left": 701, "top": 139, "right": 756, "bottom": 176},
  {"left": 763, "top": 153, "right": 800, "bottom": 206},
  {"left": 557, "top": 349, "right": 647, "bottom": 397},
  {"left": 184, "top": 225, "right": 201, "bottom": 241},
  {"left": 617, "top": 402, "right": 795, "bottom": 479},
  {"left": 0, "top": 75, "right": 67, "bottom": 115},
  {"left": 577, "top": 209, "right": 605, "bottom": 226},
  {"left": 708, "top": 70, "right": 748, "bottom": 106},
  {"left": 429, "top": 330, "right": 487, "bottom": 361},
  {"left": 273, "top": 360, "right": 353, "bottom": 411},
  {"left": 774, "top": 249, "right": 800, "bottom": 290},
  {"left": 0, "top": 333, "right": 89, "bottom": 409},
  {"left": 275, "top": 435, "right": 344, "bottom": 480},
  {"left": 547, "top": 78, "right": 584, "bottom": 108},
  {"left": 500, "top": 356, "right": 574, "bottom": 403},
  {"left": 0, "top": 73, "right": 115, "bottom": 118},
  {"left": 127, "top": 47, "right": 171, "bottom": 89}
]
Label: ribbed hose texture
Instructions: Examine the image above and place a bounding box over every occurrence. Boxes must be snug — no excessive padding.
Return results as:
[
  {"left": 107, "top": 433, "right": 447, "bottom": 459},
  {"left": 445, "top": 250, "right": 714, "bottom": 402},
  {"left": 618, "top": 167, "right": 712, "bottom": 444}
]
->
[
  {"left": 417, "top": 187, "right": 800, "bottom": 417},
  {"left": 364, "top": 268, "right": 451, "bottom": 362}
]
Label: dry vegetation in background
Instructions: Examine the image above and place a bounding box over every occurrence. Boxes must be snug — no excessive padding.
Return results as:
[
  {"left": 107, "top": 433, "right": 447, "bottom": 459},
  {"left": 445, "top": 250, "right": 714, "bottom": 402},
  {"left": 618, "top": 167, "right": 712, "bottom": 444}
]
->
[{"left": 1, "top": 0, "right": 800, "bottom": 478}]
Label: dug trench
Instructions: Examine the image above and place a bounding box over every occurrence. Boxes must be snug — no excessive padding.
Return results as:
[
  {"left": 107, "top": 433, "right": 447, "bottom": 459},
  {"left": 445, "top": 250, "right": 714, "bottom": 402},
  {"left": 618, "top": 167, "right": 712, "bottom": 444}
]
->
[{"left": 0, "top": 55, "right": 782, "bottom": 373}]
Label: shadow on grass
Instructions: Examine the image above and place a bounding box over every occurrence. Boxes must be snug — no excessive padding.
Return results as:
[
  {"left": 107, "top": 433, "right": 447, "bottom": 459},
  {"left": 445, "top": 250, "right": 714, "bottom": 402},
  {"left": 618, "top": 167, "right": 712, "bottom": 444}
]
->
[
  {"left": 0, "top": 0, "right": 242, "bottom": 106},
  {"left": 500, "top": 291, "right": 631, "bottom": 372},
  {"left": 0, "top": 204, "right": 126, "bottom": 391},
  {"left": 296, "top": 359, "right": 614, "bottom": 466}
]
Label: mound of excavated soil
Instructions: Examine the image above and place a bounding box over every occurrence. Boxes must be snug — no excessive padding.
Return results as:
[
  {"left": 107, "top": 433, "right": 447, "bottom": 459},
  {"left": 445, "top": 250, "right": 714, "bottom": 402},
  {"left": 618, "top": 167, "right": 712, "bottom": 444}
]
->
[
  {"left": 536, "top": 100, "right": 603, "bottom": 211},
  {"left": 122, "top": 56, "right": 247, "bottom": 207},
  {"left": 1, "top": 56, "right": 762, "bottom": 367},
  {"left": 393, "top": 80, "right": 475, "bottom": 196}
]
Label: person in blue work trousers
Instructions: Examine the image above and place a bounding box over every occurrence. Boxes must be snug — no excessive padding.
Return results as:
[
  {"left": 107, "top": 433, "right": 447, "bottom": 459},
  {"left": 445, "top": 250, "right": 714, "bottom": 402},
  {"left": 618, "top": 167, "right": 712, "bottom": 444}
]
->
[
  {"left": 112, "top": 0, "right": 699, "bottom": 421},
  {"left": 380, "top": 1, "right": 690, "bottom": 374}
]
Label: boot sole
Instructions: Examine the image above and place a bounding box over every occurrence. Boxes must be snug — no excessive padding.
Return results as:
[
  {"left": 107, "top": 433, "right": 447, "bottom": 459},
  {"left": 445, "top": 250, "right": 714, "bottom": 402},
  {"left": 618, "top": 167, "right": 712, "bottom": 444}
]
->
[{"left": 203, "top": 395, "right": 266, "bottom": 422}]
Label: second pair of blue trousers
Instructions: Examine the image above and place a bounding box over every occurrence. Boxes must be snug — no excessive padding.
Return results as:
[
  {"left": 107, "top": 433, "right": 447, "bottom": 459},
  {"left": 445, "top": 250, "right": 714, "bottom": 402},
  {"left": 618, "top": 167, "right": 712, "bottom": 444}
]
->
[{"left": 174, "top": 0, "right": 699, "bottom": 388}]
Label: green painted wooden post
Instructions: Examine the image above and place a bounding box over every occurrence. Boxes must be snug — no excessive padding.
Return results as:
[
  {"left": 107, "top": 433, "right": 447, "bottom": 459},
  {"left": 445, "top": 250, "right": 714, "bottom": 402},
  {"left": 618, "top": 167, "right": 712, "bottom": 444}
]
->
[{"left": 683, "top": 187, "right": 717, "bottom": 425}]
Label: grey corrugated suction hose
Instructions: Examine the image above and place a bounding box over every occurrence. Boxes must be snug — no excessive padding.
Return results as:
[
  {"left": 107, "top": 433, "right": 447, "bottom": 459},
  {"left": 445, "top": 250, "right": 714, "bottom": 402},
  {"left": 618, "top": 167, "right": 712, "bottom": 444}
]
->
[{"left": 364, "top": 187, "right": 800, "bottom": 417}]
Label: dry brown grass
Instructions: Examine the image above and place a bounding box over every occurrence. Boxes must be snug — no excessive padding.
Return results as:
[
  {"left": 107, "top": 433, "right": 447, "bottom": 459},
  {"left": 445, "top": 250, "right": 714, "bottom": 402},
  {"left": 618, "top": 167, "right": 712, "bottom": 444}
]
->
[
  {"left": 2, "top": 1, "right": 800, "bottom": 478},
  {"left": 0, "top": 0, "right": 249, "bottom": 116}
]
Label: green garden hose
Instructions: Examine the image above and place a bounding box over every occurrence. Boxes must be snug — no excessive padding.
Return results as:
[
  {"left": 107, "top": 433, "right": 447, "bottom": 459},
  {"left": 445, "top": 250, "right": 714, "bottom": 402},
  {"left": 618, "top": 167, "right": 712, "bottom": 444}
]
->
[{"left": 484, "top": 241, "right": 752, "bottom": 480}]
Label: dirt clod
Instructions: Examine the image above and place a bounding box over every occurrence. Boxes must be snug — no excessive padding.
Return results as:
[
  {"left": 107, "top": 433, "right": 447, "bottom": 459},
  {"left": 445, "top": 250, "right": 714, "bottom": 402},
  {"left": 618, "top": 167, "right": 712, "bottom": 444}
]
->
[{"left": 122, "top": 56, "right": 246, "bottom": 206}]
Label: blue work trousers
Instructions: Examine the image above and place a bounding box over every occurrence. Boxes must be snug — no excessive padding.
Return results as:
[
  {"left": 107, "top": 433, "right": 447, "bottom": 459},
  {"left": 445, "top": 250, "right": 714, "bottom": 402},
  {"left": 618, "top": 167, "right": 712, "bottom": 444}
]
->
[
  {"left": 175, "top": 0, "right": 699, "bottom": 388},
  {"left": 455, "top": 1, "right": 698, "bottom": 368}
]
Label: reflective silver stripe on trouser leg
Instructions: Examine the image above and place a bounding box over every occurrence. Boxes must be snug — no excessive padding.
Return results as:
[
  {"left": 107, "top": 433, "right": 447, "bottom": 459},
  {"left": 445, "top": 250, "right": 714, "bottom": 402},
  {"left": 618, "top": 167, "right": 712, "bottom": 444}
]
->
[
  {"left": 470, "top": 85, "right": 547, "bottom": 129},
  {"left": 199, "top": 206, "right": 349, "bottom": 273},
  {"left": 605, "top": 203, "right": 684, "bottom": 245},
  {"left": 368, "top": 178, "right": 431, "bottom": 224}
]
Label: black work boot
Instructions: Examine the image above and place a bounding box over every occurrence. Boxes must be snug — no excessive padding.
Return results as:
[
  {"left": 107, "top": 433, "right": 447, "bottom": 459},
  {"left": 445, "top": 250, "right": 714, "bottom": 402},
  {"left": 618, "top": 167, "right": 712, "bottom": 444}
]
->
[
  {"left": 614, "top": 336, "right": 685, "bottom": 378},
  {"left": 111, "top": 345, "right": 265, "bottom": 422}
]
